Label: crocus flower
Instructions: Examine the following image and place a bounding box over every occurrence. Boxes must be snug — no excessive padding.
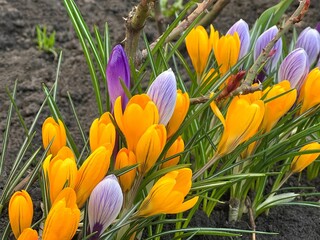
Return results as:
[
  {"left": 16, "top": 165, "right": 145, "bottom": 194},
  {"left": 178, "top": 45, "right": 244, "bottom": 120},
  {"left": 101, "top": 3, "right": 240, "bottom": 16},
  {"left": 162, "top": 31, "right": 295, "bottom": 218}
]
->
[
  {"left": 89, "top": 112, "right": 116, "bottom": 152},
  {"left": 17, "top": 228, "right": 38, "bottom": 240},
  {"left": 299, "top": 67, "right": 320, "bottom": 114},
  {"left": 295, "top": 27, "right": 320, "bottom": 66},
  {"left": 260, "top": 80, "right": 297, "bottom": 133},
  {"left": 114, "top": 148, "right": 137, "bottom": 192},
  {"left": 42, "top": 117, "right": 67, "bottom": 156},
  {"left": 185, "top": 25, "right": 211, "bottom": 76},
  {"left": 147, "top": 69, "right": 177, "bottom": 125},
  {"left": 42, "top": 188, "right": 80, "bottom": 240},
  {"left": 211, "top": 95, "right": 265, "bottom": 156},
  {"left": 137, "top": 168, "right": 199, "bottom": 217},
  {"left": 74, "top": 145, "right": 112, "bottom": 208},
  {"left": 278, "top": 48, "right": 309, "bottom": 90},
  {"left": 254, "top": 26, "right": 282, "bottom": 73},
  {"left": 136, "top": 124, "right": 167, "bottom": 174},
  {"left": 107, "top": 44, "right": 130, "bottom": 110},
  {"left": 88, "top": 175, "right": 123, "bottom": 239},
  {"left": 291, "top": 142, "right": 320, "bottom": 173},
  {"left": 161, "top": 136, "right": 184, "bottom": 169},
  {"left": 166, "top": 90, "right": 190, "bottom": 138},
  {"left": 227, "top": 19, "right": 250, "bottom": 59},
  {"left": 9, "top": 190, "right": 33, "bottom": 239},
  {"left": 114, "top": 94, "right": 159, "bottom": 151}
]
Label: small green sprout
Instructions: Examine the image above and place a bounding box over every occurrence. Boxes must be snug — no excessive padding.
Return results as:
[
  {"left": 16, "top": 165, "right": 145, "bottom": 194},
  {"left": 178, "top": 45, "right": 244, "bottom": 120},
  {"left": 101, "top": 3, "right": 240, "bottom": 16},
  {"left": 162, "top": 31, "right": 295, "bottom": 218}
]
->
[{"left": 36, "top": 25, "right": 57, "bottom": 59}]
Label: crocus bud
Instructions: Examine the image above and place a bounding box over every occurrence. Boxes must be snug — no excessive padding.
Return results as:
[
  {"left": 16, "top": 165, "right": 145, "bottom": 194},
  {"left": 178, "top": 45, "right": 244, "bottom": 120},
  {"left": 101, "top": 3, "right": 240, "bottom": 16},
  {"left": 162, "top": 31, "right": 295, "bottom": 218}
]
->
[
  {"left": 42, "top": 188, "right": 80, "bottom": 240},
  {"left": 254, "top": 26, "right": 282, "bottom": 73},
  {"left": 147, "top": 69, "right": 177, "bottom": 125},
  {"left": 9, "top": 190, "right": 33, "bottom": 239},
  {"left": 136, "top": 124, "right": 167, "bottom": 174},
  {"left": 114, "top": 148, "right": 137, "bottom": 192},
  {"left": 137, "top": 168, "right": 199, "bottom": 217},
  {"left": 295, "top": 27, "right": 320, "bottom": 66},
  {"left": 185, "top": 25, "right": 211, "bottom": 76},
  {"left": 114, "top": 94, "right": 159, "bottom": 151},
  {"left": 260, "top": 80, "right": 297, "bottom": 133},
  {"left": 107, "top": 44, "right": 130, "bottom": 110},
  {"left": 278, "top": 48, "right": 309, "bottom": 90},
  {"left": 227, "top": 19, "right": 250, "bottom": 59},
  {"left": 88, "top": 175, "right": 123, "bottom": 239},
  {"left": 166, "top": 90, "right": 190, "bottom": 138},
  {"left": 161, "top": 136, "right": 184, "bottom": 169},
  {"left": 89, "top": 112, "right": 116, "bottom": 152},
  {"left": 74, "top": 146, "right": 112, "bottom": 208},
  {"left": 42, "top": 117, "right": 67, "bottom": 156},
  {"left": 17, "top": 228, "right": 38, "bottom": 240},
  {"left": 291, "top": 142, "right": 320, "bottom": 173},
  {"left": 299, "top": 67, "right": 320, "bottom": 114}
]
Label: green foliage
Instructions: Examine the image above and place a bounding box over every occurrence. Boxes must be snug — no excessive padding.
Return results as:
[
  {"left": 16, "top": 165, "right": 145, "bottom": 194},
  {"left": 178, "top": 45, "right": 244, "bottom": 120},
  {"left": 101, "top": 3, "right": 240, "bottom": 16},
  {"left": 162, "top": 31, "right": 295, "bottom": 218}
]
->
[
  {"left": 35, "top": 25, "right": 57, "bottom": 58},
  {"left": 160, "top": 0, "right": 184, "bottom": 17}
]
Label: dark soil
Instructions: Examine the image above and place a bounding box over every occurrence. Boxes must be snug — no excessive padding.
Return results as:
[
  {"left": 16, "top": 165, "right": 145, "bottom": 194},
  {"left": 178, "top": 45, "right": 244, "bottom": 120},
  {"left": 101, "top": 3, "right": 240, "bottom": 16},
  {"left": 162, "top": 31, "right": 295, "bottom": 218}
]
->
[{"left": 0, "top": 0, "right": 320, "bottom": 239}]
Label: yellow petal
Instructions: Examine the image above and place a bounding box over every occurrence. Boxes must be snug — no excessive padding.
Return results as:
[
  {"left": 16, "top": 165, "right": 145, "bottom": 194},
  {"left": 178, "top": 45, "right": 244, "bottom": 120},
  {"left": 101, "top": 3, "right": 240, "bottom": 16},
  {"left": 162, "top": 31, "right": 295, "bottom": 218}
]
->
[
  {"left": 17, "top": 228, "right": 38, "bottom": 240},
  {"left": 291, "top": 142, "right": 320, "bottom": 173}
]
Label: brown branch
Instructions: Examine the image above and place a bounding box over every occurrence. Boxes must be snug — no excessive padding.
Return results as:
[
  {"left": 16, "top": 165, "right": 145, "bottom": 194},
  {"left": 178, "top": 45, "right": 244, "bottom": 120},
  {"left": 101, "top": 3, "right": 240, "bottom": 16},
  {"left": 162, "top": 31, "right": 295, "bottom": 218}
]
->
[
  {"left": 245, "top": 197, "right": 256, "bottom": 240},
  {"left": 197, "top": 0, "right": 230, "bottom": 27}
]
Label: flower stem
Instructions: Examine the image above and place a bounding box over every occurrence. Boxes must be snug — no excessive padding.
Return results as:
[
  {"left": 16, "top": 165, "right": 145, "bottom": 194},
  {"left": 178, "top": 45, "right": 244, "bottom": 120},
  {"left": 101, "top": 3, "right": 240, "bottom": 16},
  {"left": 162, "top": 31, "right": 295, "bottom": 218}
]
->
[{"left": 192, "top": 153, "right": 220, "bottom": 180}]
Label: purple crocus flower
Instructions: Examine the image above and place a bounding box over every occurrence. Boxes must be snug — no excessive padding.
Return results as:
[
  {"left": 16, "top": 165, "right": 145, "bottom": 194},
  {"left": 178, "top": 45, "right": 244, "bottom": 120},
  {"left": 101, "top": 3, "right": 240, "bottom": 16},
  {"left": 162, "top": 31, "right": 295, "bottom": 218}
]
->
[
  {"left": 295, "top": 27, "right": 320, "bottom": 66},
  {"left": 278, "top": 48, "right": 309, "bottom": 90},
  {"left": 316, "top": 23, "right": 320, "bottom": 34},
  {"left": 227, "top": 19, "right": 250, "bottom": 59},
  {"left": 88, "top": 175, "right": 123, "bottom": 239},
  {"left": 147, "top": 69, "right": 177, "bottom": 125},
  {"left": 254, "top": 26, "right": 282, "bottom": 74},
  {"left": 106, "top": 44, "right": 130, "bottom": 110}
]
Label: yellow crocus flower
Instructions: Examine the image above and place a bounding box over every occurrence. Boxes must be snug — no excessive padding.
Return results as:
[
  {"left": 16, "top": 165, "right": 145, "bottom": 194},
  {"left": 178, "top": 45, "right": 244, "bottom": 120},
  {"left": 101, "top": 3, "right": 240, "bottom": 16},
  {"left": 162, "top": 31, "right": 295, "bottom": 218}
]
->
[
  {"left": 136, "top": 124, "right": 167, "bottom": 174},
  {"left": 42, "top": 117, "right": 67, "bottom": 156},
  {"left": 185, "top": 25, "right": 211, "bottom": 76},
  {"left": 261, "top": 80, "right": 297, "bottom": 132},
  {"left": 114, "top": 148, "right": 137, "bottom": 192},
  {"left": 114, "top": 94, "right": 159, "bottom": 151},
  {"left": 299, "top": 67, "right": 320, "bottom": 114},
  {"left": 291, "top": 142, "right": 320, "bottom": 173},
  {"left": 42, "top": 188, "right": 80, "bottom": 240},
  {"left": 137, "top": 168, "right": 198, "bottom": 217},
  {"left": 9, "top": 190, "right": 33, "bottom": 239},
  {"left": 74, "top": 145, "right": 112, "bottom": 208},
  {"left": 161, "top": 136, "right": 185, "bottom": 169},
  {"left": 17, "top": 228, "right": 38, "bottom": 240},
  {"left": 166, "top": 90, "right": 190, "bottom": 138},
  {"left": 89, "top": 112, "right": 116, "bottom": 152}
]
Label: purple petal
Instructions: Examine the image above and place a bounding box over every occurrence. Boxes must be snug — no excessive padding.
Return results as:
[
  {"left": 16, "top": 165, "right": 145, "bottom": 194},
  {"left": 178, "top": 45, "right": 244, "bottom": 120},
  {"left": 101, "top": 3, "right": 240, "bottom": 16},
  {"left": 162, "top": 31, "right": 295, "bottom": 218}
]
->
[
  {"left": 227, "top": 19, "right": 250, "bottom": 59},
  {"left": 316, "top": 23, "right": 320, "bottom": 34},
  {"left": 147, "top": 69, "right": 177, "bottom": 125},
  {"left": 295, "top": 27, "right": 320, "bottom": 66},
  {"left": 254, "top": 26, "right": 282, "bottom": 73},
  {"left": 278, "top": 48, "right": 309, "bottom": 90},
  {"left": 88, "top": 175, "right": 123, "bottom": 237},
  {"left": 106, "top": 44, "right": 131, "bottom": 110}
]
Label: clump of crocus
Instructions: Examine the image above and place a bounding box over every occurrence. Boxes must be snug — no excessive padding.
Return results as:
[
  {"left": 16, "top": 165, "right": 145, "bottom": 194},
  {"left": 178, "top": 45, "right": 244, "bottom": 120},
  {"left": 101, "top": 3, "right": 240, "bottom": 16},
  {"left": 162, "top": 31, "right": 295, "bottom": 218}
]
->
[
  {"left": 161, "top": 136, "right": 185, "bottom": 169},
  {"left": 278, "top": 48, "right": 309, "bottom": 90},
  {"left": 17, "top": 228, "right": 38, "bottom": 240},
  {"left": 114, "top": 94, "right": 159, "bottom": 151},
  {"left": 185, "top": 25, "right": 211, "bottom": 78},
  {"left": 147, "top": 69, "right": 177, "bottom": 125},
  {"left": 74, "top": 145, "right": 112, "bottom": 208},
  {"left": 42, "top": 117, "right": 67, "bottom": 156},
  {"left": 88, "top": 175, "right": 123, "bottom": 239},
  {"left": 9, "top": 190, "right": 33, "bottom": 239},
  {"left": 89, "top": 112, "right": 116, "bottom": 152},
  {"left": 254, "top": 26, "right": 282, "bottom": 74},
  {"left": 166, "top": 90, "right": 190, "bottom": 138},
  {"left": 291, "top": 142, "right": 320, "bottom": 173},
  {"left": 295, "top": 27, "right": 320, "bottom": 66},
  {"left": 260, "top": 80, "right": 297, "bottom": 133},
  {"left": 227, "top": 19, "right": 250, "bottom": 59},
  {"left": 42, "top": 188, "right": 80, "bottom": 239},
  {"left": 114, "top": 148, "right": 137, "bottom": 192},
  {"left": 136, "top": 168, "right": 198, "bottom": 217},
  {"left": 107, "top": 44, "right": 130, "bottom": 110},
  {"left": 299, "top": 67, "right": 320, "bottom": 114}
]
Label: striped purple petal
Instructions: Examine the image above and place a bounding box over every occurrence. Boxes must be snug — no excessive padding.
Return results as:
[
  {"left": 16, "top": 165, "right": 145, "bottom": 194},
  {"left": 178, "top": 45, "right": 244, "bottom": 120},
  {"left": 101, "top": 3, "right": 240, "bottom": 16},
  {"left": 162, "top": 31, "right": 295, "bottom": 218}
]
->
[
  {"left": 227, "top": 19, "right": 250, "bottom": 59},
  {"left": 147, "top": 69, "right": 177, "bottom": 125}
]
